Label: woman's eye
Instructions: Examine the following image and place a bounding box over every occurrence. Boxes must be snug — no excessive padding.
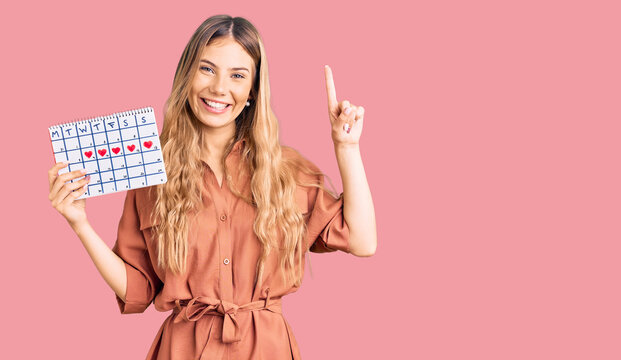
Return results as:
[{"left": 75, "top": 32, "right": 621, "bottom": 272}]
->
[{"left": 200, "top": 67, "right": 244, "bottom": 79}]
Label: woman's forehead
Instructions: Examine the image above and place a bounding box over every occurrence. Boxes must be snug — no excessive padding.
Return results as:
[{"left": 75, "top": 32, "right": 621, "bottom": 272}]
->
[{"left": 200, "top": 37, "right": 255, "bottom": 71}]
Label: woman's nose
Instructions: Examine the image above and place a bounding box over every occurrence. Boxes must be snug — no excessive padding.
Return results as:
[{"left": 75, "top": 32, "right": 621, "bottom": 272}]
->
[{"left": 209, "top": 74, "right": 227, "bottom": 94}]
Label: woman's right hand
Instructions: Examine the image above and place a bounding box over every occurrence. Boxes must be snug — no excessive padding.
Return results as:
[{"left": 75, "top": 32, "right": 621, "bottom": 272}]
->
[{"left": 48, "top": 162, "right": 91, "bottom": 227}]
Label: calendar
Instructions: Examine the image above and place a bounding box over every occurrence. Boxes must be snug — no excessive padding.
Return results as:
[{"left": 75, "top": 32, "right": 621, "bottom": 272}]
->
[{"left": 48, "top": 106, "right": 168, "bottom": 199}]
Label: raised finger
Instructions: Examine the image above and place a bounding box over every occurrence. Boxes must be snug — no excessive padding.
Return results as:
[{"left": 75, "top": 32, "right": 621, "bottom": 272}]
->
[{"left": 324, "top": 65, "right": 339, "bottom": 114}]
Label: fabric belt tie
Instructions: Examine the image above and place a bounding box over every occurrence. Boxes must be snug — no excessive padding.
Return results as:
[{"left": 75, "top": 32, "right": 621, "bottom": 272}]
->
[{"left": 173, "top": 288, "right": 281, "bottom": 344}]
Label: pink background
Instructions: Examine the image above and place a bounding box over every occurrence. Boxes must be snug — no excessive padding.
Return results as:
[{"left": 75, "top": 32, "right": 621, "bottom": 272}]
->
[{"left": 2, "top": 0, "right": 620, "bottom": 358}]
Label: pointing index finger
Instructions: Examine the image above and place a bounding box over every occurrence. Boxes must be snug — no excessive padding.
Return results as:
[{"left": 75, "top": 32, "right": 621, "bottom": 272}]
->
[{"left": 324, "top": 65, "right": 338, "bottom": 114}]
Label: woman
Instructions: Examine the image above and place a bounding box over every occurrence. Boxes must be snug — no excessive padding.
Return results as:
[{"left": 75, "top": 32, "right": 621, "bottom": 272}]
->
[{"left": 47, "top": 15, "right": 376, "bottom": 359}]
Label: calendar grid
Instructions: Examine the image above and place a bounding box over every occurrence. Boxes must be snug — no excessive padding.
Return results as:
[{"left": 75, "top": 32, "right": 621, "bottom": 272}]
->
[
  {"left": 60, "top": 128, "right": 69, "bottom": 174},
  {"left": 134, "top": 113, "right": 148, "bottom": 185},
  {"left": 118, "top": 114, "right": 132, "bottom": 186},
  {"left": 76, "top": 123, "right": 91, "bottom": 190},
  {"left": 100, "top": 117, "right": 118, "bottom": 192},
  {"left": 48, "top": 106, "right": 167, "bottom": 199},
  {"left": 90, "top": 119, "right": 110, "bottom": 194}
]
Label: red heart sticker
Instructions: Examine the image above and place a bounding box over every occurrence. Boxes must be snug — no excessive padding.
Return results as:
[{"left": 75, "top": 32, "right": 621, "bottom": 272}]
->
[
  {"left": 98, "top": 149, "right": 107, "bottom": 157},
  {"left": 127, "top": 144, "right": 136, "bottom": 152},
  {"left": 84, "top": 151, "right": 93, "bottom": 158},
  {"left": 112, "top": 147, "right": 121, "bottom": 154},
  {"left": 143, "top": 140, "right": 153, "bottom": 149}
]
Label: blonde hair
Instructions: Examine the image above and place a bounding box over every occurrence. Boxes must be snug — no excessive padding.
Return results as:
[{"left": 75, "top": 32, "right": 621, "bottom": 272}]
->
[{"left": 151, "top": 15, "right": 336, "bottom": 288}]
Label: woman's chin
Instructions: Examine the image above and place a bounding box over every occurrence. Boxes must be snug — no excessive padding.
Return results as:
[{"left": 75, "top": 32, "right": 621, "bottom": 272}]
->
[{"left": 196, "top": 115, "right": 236, "bottom": 129}]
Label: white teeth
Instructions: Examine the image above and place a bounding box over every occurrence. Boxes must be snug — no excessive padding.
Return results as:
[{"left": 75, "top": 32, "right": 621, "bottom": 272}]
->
[{"left": 203, "top": 99, "right": 229, "bottom": 109}]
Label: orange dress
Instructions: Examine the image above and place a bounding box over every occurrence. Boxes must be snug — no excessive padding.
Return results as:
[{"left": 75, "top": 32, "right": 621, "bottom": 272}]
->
[{"left": 111, "top": 138, "right": 350, "bottom": 360}]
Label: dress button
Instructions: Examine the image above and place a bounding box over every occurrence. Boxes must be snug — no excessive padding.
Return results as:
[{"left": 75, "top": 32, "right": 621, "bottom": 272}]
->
[
  {"left": 220, "top": 214, "right": 227, "bottom": 221},
  {"left": 223, "top": 258, "right": 230, "bottom": 265}
]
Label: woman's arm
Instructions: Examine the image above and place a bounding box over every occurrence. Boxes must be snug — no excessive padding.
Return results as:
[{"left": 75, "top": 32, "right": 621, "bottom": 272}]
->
[
  {"left": 324, "top": 65, "right": 377, "bottom": 257},
  {"left": 48, "top": 162, "right": 128, "bottom": 302},
  {"left": 72, "top": 221, "right": 128, "bottom": 302},
  {"left": 335, "top": 143, "right": 377, "bottom": 257}
]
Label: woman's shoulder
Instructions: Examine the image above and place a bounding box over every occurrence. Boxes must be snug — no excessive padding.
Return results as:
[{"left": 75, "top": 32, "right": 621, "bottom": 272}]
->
[
  {"left": 281, "top": 145, "right": 320, "bottom": 172},
  {"left": 280, "top": 145, "right": 325, "bottom": 188},
  {"left": 130, "top": 186, "right": 157, "bottom": 205}
]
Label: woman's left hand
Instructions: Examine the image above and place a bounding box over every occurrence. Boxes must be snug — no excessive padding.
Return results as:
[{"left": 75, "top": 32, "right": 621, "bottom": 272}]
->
[{"left": 324, "top": 65, "right": 364, "bottom": 147}]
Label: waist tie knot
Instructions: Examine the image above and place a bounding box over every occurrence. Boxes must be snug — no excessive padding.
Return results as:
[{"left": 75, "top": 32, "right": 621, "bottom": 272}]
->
[{"left": 173, "top": 288, "right": 281, "bottom": 344}]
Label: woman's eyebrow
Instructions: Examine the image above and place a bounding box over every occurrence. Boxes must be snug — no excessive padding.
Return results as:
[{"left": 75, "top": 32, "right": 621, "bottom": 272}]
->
[{"left": 200, "top": 59, "right": 249, "bottom": 72}]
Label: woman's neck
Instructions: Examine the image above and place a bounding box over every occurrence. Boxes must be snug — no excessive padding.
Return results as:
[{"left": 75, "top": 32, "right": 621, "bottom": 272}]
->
[{"left": 200, "top": 125, "right": 236, "bottom": 164}]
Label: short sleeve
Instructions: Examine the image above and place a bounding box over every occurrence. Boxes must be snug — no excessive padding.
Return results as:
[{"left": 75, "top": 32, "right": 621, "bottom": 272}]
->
[
  {"left": 305, "top": 177, "right": 351, "bottom": 254},
  {"left": 111, "top": 189, "right": 163, "bottom": 314}
]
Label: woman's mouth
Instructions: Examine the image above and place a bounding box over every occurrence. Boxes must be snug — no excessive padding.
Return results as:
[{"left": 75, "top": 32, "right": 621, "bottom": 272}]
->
[{"left": 201, "top": 98, "right": 232, "bottom": 114}]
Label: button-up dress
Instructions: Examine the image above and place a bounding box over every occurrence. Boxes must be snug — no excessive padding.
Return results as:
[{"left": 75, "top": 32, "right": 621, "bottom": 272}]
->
[{"left": 111, "top": 138, "right": 350, "bottom": 359}]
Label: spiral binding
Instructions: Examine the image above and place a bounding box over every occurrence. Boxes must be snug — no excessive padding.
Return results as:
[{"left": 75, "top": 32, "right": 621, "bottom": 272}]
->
[{"left": 48, "top": 106, "right": 154, "bottom": 131}]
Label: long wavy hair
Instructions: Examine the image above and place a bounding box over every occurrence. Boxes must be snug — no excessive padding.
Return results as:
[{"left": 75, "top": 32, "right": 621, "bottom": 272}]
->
[{"left": 151, "top": 15, "right": 336, "bottom": 288}]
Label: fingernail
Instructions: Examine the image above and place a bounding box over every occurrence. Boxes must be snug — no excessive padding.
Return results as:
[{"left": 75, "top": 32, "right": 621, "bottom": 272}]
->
[
  {"left": 344, "top": 123, "right": 350, "bottom": 132},
  {"left": 80, "top": 169, "right": 87, "bottom": 174},
  {"left": 344, "top": 107, "right": 351, "bottom": 115}
]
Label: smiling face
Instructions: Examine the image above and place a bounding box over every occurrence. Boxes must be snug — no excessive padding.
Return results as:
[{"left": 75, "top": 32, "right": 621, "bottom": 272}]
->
[{"left": 188, "top": 36, "right": 255, "bottom": 132}]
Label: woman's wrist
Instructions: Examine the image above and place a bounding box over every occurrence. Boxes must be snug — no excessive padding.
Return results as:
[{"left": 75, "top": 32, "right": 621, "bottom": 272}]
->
[{"left": 70, "top": 218, "right": 91, "bottom": 236}]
